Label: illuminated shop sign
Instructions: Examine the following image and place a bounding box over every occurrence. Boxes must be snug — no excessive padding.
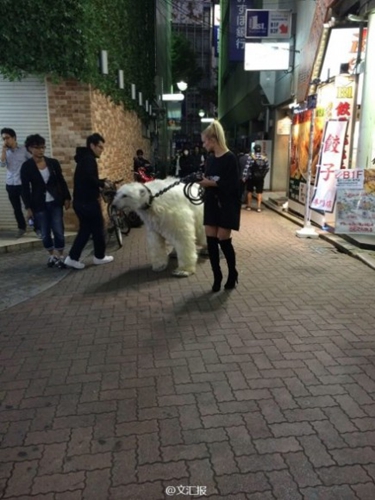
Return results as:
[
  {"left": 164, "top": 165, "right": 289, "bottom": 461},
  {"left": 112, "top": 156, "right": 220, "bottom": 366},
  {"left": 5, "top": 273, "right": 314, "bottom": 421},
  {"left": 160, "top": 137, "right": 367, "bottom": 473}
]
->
[
  {"left": 244, "top": 42, "right": 290, "bottom": 71},
  {"left": 319, "top": 27, "right": 367, "bottom": 80},
  {"left": 245, "top": 9, "right": 292, "bottom": 38}
]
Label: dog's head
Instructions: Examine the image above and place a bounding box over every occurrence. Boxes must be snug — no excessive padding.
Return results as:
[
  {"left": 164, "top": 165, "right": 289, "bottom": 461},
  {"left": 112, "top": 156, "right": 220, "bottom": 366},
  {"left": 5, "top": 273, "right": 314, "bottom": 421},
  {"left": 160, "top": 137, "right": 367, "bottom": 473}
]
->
[{"left": 112, "top": 183, "right": 151, "bottom": 211}]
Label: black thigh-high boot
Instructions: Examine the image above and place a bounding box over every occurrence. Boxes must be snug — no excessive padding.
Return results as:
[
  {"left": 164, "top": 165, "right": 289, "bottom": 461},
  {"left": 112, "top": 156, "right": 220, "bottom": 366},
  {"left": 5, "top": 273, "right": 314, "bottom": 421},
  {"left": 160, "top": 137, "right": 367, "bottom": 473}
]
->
[
  {"left": 219, "top": 238, "right": 238, "bottom": 290},
  {"left": 206, "top": 236, "right": 222, "bottom": 292}
]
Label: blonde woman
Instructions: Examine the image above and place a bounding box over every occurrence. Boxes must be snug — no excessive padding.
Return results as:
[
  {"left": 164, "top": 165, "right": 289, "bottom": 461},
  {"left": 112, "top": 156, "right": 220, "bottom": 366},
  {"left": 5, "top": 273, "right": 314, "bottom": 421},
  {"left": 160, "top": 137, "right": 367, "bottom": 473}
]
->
[{"left": 198, "top": 120, "right": 241, "bottom": 292}]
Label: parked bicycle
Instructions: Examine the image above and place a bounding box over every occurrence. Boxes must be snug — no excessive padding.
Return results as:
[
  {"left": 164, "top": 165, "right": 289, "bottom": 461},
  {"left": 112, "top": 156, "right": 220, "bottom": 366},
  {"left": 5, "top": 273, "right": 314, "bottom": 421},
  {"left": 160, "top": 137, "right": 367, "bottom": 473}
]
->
[{"left": 100, "top": 179, "right": 131, "bottom": 248}]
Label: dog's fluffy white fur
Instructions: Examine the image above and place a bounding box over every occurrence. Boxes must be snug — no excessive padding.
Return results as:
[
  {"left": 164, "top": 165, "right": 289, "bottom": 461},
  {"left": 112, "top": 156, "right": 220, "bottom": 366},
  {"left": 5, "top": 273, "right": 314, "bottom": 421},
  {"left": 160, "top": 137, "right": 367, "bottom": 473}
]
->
[{"left": 113, "top": 178, "right": 206, "bottom": 276}]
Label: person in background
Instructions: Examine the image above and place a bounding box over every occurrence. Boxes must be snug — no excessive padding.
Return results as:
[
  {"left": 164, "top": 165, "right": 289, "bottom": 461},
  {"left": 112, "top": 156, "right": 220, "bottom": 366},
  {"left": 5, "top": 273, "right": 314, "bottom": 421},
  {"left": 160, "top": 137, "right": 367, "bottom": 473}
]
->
[
  {"left": 198, "top": 120, "right": 241, "bottom": 292},
  {"left": 133, "top": 149, "right": 151, "bottom": 180},
  {"left": 21, "top": 134, "right": 71, "bottom": 268},
  {"left": 174, "top": 150, "right": 182, "bottom": 177},
  {"left": 179, "top": 147, "right": 194, "bottom": 178},
  {"left": 1, "top": 128, "right": 31, "bottom": 238},
  {"left": 238, "top": 147, "right": 250, "bottom": 206},
  {"left": 191, "top": 145, "right": 205, "bottom": 174},
  {"left": 243, "top": 144, "right": 269, "bottom": 212},
  {"left": 65, "top": 133, "right": 113, "bottom": 270}
]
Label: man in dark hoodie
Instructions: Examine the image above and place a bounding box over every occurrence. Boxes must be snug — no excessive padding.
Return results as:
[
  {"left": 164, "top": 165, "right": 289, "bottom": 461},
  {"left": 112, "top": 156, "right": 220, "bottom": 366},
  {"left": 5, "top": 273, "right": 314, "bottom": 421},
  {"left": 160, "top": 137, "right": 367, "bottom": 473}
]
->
[{"left": 65, "top": 133, "right": 113, "bottom": 270}]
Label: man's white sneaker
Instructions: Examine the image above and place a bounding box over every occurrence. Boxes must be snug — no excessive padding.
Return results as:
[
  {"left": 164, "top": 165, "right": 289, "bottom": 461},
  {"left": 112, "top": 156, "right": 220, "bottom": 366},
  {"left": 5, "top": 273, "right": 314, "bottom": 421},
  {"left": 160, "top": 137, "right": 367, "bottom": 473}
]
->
[
  {"left": 64, "top": 255, "right": 85, "bottom": 270},
  {"left": 93, "top": 255, "right": 114, "bottom": 265}
]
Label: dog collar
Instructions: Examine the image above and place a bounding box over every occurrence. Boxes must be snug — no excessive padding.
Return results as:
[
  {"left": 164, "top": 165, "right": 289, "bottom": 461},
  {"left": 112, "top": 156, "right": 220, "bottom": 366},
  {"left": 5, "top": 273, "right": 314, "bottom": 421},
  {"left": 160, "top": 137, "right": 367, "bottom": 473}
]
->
[{"left": 140, "top": 184, "right": 154, "bottom": 210}]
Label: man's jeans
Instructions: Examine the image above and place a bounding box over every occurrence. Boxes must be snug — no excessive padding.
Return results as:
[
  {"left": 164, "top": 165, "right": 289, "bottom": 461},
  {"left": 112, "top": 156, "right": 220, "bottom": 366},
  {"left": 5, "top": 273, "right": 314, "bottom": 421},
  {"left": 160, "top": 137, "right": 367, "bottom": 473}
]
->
[
  {"left": 69, "top": 200, "right": 105, "bottom": 260},
  {"left": 6, "top": 184, "right": 26, "bottom": 230},
  {"left": 34, "top": 202, "right": 65, "bottom": 251}
]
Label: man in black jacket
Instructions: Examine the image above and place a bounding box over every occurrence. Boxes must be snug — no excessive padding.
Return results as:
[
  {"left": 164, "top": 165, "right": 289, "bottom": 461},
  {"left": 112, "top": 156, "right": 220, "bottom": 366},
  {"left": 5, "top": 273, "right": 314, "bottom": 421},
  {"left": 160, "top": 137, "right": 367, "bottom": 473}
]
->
[{"left": 65, "top": 133, "right": 113, "bottom": 270}]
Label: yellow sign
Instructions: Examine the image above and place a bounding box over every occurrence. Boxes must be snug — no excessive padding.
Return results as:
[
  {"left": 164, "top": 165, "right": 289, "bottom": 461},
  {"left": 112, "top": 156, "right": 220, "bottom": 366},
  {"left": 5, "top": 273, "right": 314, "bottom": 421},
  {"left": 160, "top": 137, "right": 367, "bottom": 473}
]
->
[{"left": 336, "top": 87, "right": 353, "bottom": 99}]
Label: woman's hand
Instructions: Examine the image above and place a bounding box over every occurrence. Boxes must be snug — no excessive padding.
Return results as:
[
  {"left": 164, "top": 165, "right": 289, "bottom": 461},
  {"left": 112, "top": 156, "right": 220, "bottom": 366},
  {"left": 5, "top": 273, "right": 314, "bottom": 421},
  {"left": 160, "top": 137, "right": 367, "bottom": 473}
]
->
[
  {"left": 64, "top": 200, "right": 71, "bottom": 210},
  {"left": 198, "top": 176, "right": 216, "bottom": 188},
  {"left": 27, "top": 208, "right": 33, "bottom": 219}
]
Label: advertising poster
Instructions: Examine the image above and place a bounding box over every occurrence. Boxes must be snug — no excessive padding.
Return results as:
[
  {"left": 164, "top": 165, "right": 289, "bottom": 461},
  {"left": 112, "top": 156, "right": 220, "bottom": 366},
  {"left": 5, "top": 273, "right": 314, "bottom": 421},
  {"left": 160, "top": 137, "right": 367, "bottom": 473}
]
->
[
  {"left": 288, "top": 110, "right": 324, "bottom": 205},
  {"left": 336, "top": 169, "right": 375, "bottom": 234},
  {"left": 167, "top": 102, "right": 181, "bottom": 131}
]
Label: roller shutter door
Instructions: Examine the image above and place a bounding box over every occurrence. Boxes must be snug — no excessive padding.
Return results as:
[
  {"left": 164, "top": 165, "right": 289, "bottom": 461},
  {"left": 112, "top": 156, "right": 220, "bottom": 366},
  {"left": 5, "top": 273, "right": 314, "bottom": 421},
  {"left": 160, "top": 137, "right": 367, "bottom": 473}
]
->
[{"left": 0, "top": 75, "right": 51, "bottom": 230}]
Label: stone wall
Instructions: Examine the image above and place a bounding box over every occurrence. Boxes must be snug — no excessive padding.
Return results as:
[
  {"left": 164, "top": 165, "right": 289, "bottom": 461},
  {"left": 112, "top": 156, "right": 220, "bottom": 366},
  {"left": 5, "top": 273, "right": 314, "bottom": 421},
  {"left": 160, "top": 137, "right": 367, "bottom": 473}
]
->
[
  {"left": 89, "top": 88, "right": 150, "bottom": 183},
  {"left": 47, "top": 79, "right": 150, "bottom": 230}
]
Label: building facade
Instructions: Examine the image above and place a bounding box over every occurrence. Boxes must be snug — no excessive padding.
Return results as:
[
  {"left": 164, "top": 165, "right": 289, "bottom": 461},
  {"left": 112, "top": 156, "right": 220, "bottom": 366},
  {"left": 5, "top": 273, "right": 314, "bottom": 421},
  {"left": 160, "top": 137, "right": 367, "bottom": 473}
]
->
[
  {"left": 217, "top": 0, "right": 375, "bottom": 228},
  {"left": 0, "top": 0, "right": 172, "bottom": 231}
]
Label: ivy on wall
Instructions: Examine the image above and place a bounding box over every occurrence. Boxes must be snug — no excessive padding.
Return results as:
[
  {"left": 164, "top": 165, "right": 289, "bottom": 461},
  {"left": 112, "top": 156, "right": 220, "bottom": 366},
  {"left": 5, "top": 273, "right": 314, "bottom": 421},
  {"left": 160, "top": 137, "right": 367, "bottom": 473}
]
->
[{"left": 0, "top": 0, "right": 155, "bottom": 120}]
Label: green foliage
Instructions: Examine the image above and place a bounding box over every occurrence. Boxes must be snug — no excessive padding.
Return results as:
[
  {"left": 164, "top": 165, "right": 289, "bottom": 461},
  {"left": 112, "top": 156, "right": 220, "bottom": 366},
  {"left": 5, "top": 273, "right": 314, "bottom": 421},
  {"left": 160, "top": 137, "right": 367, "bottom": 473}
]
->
[
  {"left": 171, "top": 33, "right": 203, "bottom": 88},
  {"left": 0, "top": 0, "right": 155, "bottom": 119}
]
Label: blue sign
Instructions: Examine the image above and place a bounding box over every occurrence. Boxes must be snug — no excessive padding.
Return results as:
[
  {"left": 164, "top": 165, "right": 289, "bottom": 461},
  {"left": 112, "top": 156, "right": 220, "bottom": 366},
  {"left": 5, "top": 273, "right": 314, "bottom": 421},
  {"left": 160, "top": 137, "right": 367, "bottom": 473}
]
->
[
  {"left": 213, "top": 25, "right": 220, "bottom": 57},
  {"left": 246, "top": 10, "right": 269, "bottom": 38},
  {"left": 229, "top": 0, "right": 254, "bottom": 62}
]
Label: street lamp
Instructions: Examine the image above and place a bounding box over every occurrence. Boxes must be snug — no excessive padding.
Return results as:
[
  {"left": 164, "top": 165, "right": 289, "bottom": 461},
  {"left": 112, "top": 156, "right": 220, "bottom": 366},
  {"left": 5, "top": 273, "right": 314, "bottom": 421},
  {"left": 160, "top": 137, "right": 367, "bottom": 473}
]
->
[
  {"left": 176, "top": 81, "right": 188, "bottom": 92},
  {"left": 198, "top": 109, "right": 205, "bottom": 118}
]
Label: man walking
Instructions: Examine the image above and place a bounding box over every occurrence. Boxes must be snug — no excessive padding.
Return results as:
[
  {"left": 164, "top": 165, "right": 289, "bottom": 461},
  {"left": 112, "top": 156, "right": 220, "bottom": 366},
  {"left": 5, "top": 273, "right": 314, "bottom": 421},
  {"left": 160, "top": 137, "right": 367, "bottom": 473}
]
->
[
  {"left": 243, "top": 144, "right": 269, "bottom": 212},
  {"left": 1, "top": 128, "right": 30, "bottom": 237},
  {"left": 65, "top": 133, "right": 113, "bottom": 270}
]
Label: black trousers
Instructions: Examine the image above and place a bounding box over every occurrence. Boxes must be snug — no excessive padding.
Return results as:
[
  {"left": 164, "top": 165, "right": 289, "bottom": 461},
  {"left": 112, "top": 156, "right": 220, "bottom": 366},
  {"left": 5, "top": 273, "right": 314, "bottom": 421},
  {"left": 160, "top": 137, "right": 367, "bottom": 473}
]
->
[
  {"left": 6, "top": 185, "right": 26, "bottom": 230},
  {"left": 69, "top": 200, "right": 105, "bottom": 260}
]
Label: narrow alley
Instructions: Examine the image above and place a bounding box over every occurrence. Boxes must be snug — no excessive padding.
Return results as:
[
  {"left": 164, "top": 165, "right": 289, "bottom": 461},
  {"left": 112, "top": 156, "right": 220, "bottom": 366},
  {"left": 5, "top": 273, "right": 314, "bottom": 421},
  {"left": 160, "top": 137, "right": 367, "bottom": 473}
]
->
[{"left": 0, "top": 207, "right": 374, "bottom": 500}]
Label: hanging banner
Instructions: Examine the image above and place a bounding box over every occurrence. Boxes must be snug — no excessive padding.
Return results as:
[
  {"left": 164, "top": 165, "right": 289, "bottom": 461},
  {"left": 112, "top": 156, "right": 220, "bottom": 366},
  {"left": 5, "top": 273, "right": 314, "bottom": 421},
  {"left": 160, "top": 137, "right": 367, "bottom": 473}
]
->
[
  {"left": 213, "top": 4, "right": 221, "bottom": 57},
  {"left": 310, "top": 119, "right": 348, "bottom": 212},
  {"left": 336, "top": 169, "right": 375, "bottom": 234},
  {"left": 229, "top": 0, "right": 254, "bottom": 61}
]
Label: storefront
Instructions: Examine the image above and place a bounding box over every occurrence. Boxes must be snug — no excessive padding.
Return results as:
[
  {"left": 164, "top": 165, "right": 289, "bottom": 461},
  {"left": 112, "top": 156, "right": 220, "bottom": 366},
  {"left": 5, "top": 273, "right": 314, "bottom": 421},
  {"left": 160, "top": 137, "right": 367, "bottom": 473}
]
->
[{"left": 287, "top": 25, "right": 367, "bottom": 228}]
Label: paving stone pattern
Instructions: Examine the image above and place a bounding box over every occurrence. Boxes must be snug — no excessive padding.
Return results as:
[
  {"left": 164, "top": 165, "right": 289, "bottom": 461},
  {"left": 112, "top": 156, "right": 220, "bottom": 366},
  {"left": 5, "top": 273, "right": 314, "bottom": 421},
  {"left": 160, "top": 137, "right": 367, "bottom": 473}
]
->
[{"left": 0, "top": 208, "right": 375, "bottom": 499}]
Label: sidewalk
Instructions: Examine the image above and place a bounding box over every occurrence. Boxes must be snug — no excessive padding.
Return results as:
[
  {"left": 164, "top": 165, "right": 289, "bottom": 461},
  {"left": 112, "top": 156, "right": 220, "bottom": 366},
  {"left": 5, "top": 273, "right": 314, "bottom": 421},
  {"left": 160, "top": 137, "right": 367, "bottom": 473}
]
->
[
  {"left": 0, "top": 208, "right": 375, "bottom": 499},
  {"left": 263, "top": 198, "right": 375, "bottom": 272},
  {"left": 0, "top": 231, "right": 80, "bottom": 312}
]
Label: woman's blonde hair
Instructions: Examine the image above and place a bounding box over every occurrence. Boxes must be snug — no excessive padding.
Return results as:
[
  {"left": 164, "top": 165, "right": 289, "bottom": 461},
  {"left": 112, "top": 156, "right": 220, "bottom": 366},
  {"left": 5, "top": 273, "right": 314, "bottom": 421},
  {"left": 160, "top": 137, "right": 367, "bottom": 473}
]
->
[{"left": 202, "top": 120, "right": 227, "bottom": 150}]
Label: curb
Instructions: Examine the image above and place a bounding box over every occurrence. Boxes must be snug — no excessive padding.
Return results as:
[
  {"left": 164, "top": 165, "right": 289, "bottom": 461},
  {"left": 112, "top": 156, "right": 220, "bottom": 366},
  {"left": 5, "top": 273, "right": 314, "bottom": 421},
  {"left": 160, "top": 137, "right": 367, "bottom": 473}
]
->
[
  {"left": 263, "top": 200, "right": 375, "bottom": 272},
  {"left": 0, "top": 232, "right": 77, "bottom": 254}
]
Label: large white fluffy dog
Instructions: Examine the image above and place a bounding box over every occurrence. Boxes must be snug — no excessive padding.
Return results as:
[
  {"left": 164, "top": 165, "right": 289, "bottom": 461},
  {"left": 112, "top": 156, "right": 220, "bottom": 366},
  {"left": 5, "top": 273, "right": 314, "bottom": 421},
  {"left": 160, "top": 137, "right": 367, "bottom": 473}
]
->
[{"left": 113, "top": 178, "right": 206, "bottom": 277}]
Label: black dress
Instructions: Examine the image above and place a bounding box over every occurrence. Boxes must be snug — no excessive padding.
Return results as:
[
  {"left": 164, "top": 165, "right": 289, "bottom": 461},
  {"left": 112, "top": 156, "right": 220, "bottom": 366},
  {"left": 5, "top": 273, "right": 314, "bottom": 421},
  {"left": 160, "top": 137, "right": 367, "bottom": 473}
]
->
[{"left": 203, "top": 151, "right": 241, "bottom": 230}]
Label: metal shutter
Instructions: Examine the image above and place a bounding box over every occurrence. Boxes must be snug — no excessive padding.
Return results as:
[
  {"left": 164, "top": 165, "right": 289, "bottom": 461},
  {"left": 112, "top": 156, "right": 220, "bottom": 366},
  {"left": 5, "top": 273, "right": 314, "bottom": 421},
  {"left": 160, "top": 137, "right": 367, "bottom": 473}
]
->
[{"left": 0, "top": 75, "right": 51, "bottom": 230}]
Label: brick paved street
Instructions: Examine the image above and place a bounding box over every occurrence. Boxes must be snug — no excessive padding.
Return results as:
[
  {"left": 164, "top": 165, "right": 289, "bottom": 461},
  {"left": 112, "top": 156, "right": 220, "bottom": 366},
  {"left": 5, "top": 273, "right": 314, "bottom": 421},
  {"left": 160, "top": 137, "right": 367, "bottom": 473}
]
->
[{"left": 1, "top": 207, "right": 375, "bottom": 499}]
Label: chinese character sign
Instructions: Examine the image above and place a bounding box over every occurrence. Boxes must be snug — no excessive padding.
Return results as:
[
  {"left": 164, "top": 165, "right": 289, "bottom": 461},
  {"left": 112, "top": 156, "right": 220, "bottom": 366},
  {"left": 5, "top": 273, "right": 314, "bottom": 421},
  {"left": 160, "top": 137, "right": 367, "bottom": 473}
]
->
[
  {"left": 310, "top": 120, "right": 348, "bottom": 213},
  {"left": 336, "top": 169, "right": 375, "bottom": 234},
  {"left": 229, "top": 0, "right": 254, "bottom": 61}
]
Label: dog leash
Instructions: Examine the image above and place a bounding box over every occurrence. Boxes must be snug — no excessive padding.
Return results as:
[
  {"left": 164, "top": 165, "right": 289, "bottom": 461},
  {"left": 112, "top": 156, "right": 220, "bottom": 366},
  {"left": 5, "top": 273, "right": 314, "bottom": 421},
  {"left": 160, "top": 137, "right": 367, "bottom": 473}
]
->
[{"left": 141, "top": 173, "right": 204, "bottom": 210}]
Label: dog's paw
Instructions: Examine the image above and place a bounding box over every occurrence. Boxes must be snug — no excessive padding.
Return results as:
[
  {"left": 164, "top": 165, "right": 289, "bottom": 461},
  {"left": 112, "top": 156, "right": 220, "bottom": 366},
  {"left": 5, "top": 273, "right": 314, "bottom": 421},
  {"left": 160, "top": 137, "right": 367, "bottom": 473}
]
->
[
  {"left": 152, "top": 263, "right": 168, "bottom": 272},
  {"left": 172, "top": 269, "right": 193, "bottom": 278}
]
